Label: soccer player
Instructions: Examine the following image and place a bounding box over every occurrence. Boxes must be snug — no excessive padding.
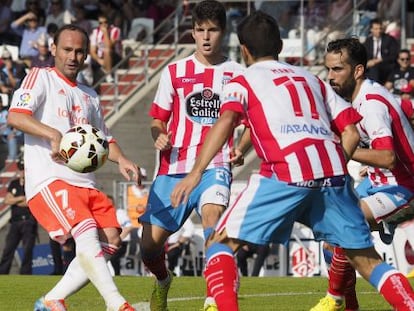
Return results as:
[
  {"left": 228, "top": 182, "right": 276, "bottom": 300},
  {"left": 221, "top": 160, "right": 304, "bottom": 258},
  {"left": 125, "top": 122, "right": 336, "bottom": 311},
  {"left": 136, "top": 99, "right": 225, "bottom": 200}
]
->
[
  {"left": 310, "top": 38, "right": 414, "bottom": 311},
  {"left": 7, "top": 24, "right": 138, "bottom": 311},
  {"left": 139, "top": 1, "right": 244, "bottom": 310},
  {"left": 170, "top": 11, "right": 414, "bottom": 311}
]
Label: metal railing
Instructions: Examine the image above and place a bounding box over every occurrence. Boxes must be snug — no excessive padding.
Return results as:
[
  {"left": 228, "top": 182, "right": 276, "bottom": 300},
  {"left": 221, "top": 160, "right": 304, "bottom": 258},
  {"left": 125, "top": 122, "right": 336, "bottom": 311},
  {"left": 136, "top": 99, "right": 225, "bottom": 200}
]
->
[{"left": 93, "top": 6, "right": 195, "bottom": 121}]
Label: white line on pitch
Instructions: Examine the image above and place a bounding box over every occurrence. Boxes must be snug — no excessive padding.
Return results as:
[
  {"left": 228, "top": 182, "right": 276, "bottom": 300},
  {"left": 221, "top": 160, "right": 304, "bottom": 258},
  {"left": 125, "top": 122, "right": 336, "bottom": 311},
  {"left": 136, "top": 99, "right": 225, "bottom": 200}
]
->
[{"left": 133, "top": 290, "right": 378, "bottom": 308}]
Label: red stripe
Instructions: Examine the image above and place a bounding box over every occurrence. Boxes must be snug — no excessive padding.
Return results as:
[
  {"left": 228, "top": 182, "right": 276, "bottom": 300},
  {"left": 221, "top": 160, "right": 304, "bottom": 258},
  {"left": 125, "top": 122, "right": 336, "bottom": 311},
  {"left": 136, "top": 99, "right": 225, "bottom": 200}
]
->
[
  {"left": 9, "top": 108, "right": 32, "bottom": 115},
  {"left": 216, "top": 180, "right": 247, "bottom": 234},
  {"left": 316, "top": 143, "right": 334, "bottom": 177},
  {"left": 274, "top": 76, "right": 303, "bottom": 117},
  {"left": 22, "top": 67, "right": 40, "bottom": 89},
  {"left": 101, "top": 245, "right": 118, "bottom": 255},
  {"left": 241, "top": 75, "right": 290, "bottom": 181},
  {"left": 178, "top": 61, "right": 194, "bottom": 172},
  {"left": 204, "top": 68, "right": 214, "bottom": 88},
  {"left": 293, "top": 76, "right": 319, "bottom": 119},
  {"left": 72, "top": 219, "right": 97, "bottom": 238},
  {"left": 318, "top": 77, "right": 327, "bottom": 108},
  {"left": 296, "top": 148, "right": 314, "bottom": 178}
]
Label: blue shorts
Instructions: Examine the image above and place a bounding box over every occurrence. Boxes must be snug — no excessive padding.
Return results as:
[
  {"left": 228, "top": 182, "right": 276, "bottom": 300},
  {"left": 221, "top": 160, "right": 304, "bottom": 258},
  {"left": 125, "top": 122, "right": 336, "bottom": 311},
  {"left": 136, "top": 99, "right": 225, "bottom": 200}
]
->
[
  {"left": 140, "top": 168, "right": 231, "bottom": 232},
  {"left": 216, "top": 174, "right": 373, "bottom": 249},
  {"left": 356, "top": 177, "right": 413, "bottom": 222}
]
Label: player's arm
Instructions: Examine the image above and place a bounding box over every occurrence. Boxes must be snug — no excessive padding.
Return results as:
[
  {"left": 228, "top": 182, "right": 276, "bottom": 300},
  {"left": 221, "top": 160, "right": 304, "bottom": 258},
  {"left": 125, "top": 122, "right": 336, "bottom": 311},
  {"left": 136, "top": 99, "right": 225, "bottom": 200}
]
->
[
  {"left": 4, "top": 192, "right": 26, "bottom": 207},
  {"left": 151, "top": 118, "right": 172, "bottom": 151},
  {"left": 230, "top": 126, "right": 251, "bottom": 167},
  {"left": 352, "top": 146, "right": 396, "bottom": 170},
  {"left": 340, "top": 123, "right": 360, "bottom": 162},
  {"left": 7, "top": 111, "right": 62, "bottom": 161},
  {"left": 107, "top": 142, "right": 139, "bottom": 184},
  {"left": 171, "top": 110, "right": 239, "bottom": 207},
  {"left": 352, "top": 102, "right": 396, "bottom": 169}
]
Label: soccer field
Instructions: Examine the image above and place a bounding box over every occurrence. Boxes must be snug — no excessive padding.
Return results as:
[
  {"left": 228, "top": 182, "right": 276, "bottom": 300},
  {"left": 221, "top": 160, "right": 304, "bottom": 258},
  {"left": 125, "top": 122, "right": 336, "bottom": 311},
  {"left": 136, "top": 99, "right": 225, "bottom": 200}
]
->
[{"left": 0, "top": 275, "right": 397, "bottom": 310}]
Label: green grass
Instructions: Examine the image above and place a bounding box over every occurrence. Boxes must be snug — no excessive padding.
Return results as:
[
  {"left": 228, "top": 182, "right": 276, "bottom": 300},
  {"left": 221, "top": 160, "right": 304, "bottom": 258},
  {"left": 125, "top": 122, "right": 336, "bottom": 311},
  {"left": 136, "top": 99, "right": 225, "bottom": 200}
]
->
[{"left": 0, "top": 275, "right": 395, "bottom": 310}]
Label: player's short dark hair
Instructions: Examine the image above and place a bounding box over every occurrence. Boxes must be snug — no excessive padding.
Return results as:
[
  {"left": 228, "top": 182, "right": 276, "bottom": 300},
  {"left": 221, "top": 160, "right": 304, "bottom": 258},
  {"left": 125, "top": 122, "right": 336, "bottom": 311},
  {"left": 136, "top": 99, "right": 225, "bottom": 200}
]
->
[
  {"left": 237, "top": 11, "right": 282, "bottom": 59},
  {"left": 53, "top": 24, "right": 90, "bottom": 52},
  {"left": 192, "top": 0, "right": 226, "bottom": 31},
  {"left": 369, "top": 17, "right": 383, "bottom": 28},
  {"left": 326, "top": 37, "right": 367, "bottom": 70}
]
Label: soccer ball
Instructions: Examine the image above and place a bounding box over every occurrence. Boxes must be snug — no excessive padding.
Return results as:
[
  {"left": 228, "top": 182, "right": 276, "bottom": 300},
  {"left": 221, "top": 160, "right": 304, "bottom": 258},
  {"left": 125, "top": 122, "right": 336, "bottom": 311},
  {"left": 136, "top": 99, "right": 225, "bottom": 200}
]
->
[{"left": 59, "top": 124, "right": 109, "bottom": 173}]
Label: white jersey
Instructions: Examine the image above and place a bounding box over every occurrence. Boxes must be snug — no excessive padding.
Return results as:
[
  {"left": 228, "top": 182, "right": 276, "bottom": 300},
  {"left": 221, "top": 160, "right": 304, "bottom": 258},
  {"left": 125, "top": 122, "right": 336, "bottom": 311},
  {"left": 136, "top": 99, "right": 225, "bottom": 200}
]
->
[
  {"left": 9, "top": 67, "right": 113, "bottom": 200},
  {"left": 149, "top": 54, "right": 244, "bottom": 175}
]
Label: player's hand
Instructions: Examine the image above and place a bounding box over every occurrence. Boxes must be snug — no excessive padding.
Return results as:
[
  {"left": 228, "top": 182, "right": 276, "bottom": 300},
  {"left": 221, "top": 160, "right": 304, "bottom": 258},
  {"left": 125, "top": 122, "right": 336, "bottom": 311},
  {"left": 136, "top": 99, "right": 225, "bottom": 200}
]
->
[
  {"left": 118, "top": 157, "right": 140, "bottom": 184},
  {"left": 154, "top": 132, "right": 172, "bottom": 151},
  {"left": 359, "top": 166, "right": 368, "bottom": 178},
  {"left": 50, "top": 129, "right": 65, "bottom": 163},
  {"left": 230, "top": 147, "right": 244, "bottom": 167},
  {"left": 170, "top": 171, "right": 202, "bottom": 208}
]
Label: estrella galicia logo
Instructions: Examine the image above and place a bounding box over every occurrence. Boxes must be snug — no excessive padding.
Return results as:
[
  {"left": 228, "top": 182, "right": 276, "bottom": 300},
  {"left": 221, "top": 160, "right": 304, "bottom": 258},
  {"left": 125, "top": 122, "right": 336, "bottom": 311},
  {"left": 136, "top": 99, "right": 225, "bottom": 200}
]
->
[{"left": 186, "top": 88, "right": 221, "bottom": 125}]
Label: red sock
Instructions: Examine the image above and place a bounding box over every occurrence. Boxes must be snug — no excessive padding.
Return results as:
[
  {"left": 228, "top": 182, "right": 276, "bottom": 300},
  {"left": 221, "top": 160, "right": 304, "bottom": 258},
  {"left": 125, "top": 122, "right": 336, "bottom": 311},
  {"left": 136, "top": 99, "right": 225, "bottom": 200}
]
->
[
  {"left": 328, "top": 247, "right": 352, "bottom": 297},
  {"left": 344, "top": 268, "right": 359, "bottom": 311},
  {"left": 379, "top": 272, "right": 414, "bottom": 310},
  {"left": 142, "top": 251, "right": 168, "bottom": 281},
  {"left": 204, "top": 253, "right": 239, "bottom": 311}
]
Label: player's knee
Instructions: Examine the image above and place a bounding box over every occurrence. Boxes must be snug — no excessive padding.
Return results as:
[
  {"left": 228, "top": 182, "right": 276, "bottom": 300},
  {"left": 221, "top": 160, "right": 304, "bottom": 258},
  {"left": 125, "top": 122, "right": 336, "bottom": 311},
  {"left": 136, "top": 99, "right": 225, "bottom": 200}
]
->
[
  {"left": 345, "top": 247, "right": 382, "bottom": 271},
  {"left": 201, "top": 203, "right": 225, "bottom": 227}
]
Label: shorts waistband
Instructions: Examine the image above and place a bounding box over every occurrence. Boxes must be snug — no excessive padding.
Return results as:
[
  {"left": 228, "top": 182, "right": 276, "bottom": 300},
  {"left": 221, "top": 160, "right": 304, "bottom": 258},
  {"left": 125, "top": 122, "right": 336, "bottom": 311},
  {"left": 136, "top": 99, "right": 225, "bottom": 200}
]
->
[{"left": 288, "top": 175, "right": 346, "bottom": 188}]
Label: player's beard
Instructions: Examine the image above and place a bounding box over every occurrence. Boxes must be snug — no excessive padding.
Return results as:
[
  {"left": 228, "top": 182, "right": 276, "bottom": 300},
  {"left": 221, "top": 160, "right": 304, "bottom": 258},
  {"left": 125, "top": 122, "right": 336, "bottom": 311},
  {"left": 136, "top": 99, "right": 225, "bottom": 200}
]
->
[{"left": 336, "top": 78, "right": 356, "bottom": 102}]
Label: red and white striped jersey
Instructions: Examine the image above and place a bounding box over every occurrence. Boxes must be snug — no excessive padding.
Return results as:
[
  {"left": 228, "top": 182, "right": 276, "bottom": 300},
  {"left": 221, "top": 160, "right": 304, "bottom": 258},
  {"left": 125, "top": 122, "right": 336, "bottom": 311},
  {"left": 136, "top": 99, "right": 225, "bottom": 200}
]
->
[
  {"left": 353, "top": 80, "right": 414, "bottom": 191},
  {"left": 401, "top": 98, "right": 414, "bottom": 121},
  {"left": 150, "top": 54, "right": 244, "bottom": 175},
  {"left": 89, "top": 25, "right": 122, "bottom": 58},
  {"left": 221, "top": 60, "right": 362, "bottom": 183},
  {"left": 9, "top": 67, "right": 113, "bottom": 199}
]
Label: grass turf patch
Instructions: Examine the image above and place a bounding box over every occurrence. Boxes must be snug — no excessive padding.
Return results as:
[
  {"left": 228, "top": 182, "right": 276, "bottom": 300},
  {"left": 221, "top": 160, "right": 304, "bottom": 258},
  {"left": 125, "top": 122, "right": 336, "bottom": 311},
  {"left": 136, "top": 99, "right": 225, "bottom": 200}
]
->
[{"left": 0, "top": 275, "right": 395, "bottom": 310}]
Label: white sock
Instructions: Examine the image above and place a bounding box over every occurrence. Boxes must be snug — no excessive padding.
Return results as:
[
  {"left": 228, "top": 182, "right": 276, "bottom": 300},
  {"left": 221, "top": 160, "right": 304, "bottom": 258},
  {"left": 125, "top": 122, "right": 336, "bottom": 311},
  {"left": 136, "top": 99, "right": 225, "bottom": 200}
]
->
[
  {"left": 46, "top": 242, "right": 118, "bottom": 299},
  {"left": 45, "top": 257, "right": 87, "bottom": 299},
  {"left": 46, "top": 219, "right": 125, "bottom": 310},
  {"left": 401, "top": 220, "right": 414, "bottom": 249}
]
